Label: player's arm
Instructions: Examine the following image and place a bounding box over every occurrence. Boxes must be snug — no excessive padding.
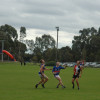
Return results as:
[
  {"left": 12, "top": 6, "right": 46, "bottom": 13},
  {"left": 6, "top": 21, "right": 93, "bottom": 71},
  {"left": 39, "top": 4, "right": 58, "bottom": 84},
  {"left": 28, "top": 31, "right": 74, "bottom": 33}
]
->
[
  {"left": 62, "top": 64, "right": 68, "bottom": 69},
  {"left": 60, "top": 65, "right": 67, "bottom": 69},
  {"left": 45, "top": 67, "right": 52, "bottom": 70}
]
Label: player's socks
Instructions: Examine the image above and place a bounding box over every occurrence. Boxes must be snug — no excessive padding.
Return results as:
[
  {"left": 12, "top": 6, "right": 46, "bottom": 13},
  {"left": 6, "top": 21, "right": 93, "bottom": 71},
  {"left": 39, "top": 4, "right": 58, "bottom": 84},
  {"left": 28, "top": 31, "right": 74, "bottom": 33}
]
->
[
  {"left": 56, "top": 84, "right": 60, "bottom": 88},
  {"left": 35, "top": 84, "right": 38, "bottom": 88},
  {"left": 42, "top": 84, "right": 45, "bottom": 88},
  {"left": 78, "top": 87, "right": 80, "bottom": 90},
  {"left": 72, "top": 85, "right": 74, "bottom": 89},
  {"left": 62, "top": 85, "right": 66, "bottom": 88},
  {"left": 56, "top": 85, "right": 59, "bottom": 88},
  {"left": 72, "top": 83, "right": 74, "bottom": 89}
]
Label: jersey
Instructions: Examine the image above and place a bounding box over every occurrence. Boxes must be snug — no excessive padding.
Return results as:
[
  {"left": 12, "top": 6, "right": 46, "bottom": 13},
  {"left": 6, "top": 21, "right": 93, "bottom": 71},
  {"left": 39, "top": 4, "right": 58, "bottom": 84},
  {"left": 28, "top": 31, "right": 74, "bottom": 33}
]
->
[
  {"left": 52, "top": 66, "right": 65, "bottom": 75},
  {"left": 74, "top": 65, "right": 80, "bottom": 75},
  {"left": 39, "top": 64, "right": 45, "bottom": 74}
]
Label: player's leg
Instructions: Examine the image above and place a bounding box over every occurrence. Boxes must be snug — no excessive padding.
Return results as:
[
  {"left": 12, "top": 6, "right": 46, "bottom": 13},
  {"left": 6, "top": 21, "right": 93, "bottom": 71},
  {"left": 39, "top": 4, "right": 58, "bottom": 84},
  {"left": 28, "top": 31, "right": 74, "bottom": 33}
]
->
[
  {"left": 38, "top": 78, "right": 44, "bottom": 85},
  {"left": 56, "top": 83, "right": 60, "bottom": 88},
  {"left": 76, "top": 78, "right": 79, "bottom": 90},
  {"left": 55, "top": 75, "right": 65, "bottom": 88},
  {"left": 43, "top": 74, "right": 49, "bottom": 84},
  {"left": 72, "top": 77, "right": 75, "bottom": 89},
  {"left": 41, "top": 74, "right": 49, "bottom": 88},
  {"left": 35, "top": 74, "right": 44, "bottom": 88}
]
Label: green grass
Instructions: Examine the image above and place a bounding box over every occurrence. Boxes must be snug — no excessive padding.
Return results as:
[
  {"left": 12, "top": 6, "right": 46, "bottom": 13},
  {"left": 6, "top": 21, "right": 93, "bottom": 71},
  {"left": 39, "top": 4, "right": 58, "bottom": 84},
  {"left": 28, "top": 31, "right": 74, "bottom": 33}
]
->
[{"left": 0, "top": 62, "right": 100, "bottom": 100}]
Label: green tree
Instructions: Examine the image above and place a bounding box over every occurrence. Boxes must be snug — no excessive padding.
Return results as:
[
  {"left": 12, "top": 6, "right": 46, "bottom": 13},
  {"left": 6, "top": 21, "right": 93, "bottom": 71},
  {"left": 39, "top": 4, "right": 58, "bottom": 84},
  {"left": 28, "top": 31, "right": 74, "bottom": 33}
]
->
[
  {"left": 19, "top": 27, "right": 27, "bottom": 61},
  {"left": 33, "top": 47, "right": 42, "bottom": 62},
  {"left": 59, "top": 46, "right": 73, "bottom": 62},
  {"left": 34, "top": 34, "right": 56, "bottom": 52},
  {"left": 95, "top": 50, "right": 100, "bottom": 61},
  {"left": 0, "top": 24, "right": 18, "bottom": 41},
  {"left": 20, "top": 27, "right": 26, "bottom": 42},
  {"left": 0, "top": 24, "right": 27, "bottom": 61},
  {"left": 72, "top": 27, "right": 100, "bottom": 61},
  {"left": 42, "top": 34, "right": 56, "bottom": 50},
  {"left": 34, "top": 37, "right": 42, "bottom": 50},
  {"left": 25, "top": 39, "right": 34, "bottom": 53},
  {"left": 98, "top": 27, "right": 100, "bottom": 36}
]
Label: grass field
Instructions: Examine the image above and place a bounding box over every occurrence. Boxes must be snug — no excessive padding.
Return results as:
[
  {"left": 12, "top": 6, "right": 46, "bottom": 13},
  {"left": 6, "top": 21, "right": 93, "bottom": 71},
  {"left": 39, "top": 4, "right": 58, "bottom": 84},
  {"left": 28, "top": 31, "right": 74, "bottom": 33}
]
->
[{"left": 0, "top": 62, "right": 100, "bottom": 100}]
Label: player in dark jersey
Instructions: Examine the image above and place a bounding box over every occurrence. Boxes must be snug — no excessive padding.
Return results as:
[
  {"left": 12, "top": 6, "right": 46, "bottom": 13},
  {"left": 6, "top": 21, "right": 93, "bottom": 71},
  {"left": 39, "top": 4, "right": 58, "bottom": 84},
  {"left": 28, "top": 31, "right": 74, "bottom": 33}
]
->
[
  {"left": 35, "top": 59, "right": 52, "bottom": 88},
  {"left": 72, "top": 61, "right": 82, "bottom": 90},
  {"left": 52, "top": 62, "right": 67, "bottom": 88}
]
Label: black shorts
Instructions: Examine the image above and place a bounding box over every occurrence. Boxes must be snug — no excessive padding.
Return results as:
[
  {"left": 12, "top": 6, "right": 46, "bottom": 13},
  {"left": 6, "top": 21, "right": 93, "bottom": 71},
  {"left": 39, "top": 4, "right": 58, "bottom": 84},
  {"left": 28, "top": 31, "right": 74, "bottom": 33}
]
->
[{"left": 73, "top": 74, "right": 79, "bottom": 79}]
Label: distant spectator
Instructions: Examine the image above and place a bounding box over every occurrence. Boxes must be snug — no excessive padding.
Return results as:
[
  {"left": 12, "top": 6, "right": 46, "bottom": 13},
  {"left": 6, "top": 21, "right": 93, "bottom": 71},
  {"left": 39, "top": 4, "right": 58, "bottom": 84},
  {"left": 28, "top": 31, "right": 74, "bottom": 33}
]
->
[
  {"left": 20, "top": 61, "right": 23, "bottom": 66},
  {"left": 24, "top": 61, "right": 26, "bottom": 66}
]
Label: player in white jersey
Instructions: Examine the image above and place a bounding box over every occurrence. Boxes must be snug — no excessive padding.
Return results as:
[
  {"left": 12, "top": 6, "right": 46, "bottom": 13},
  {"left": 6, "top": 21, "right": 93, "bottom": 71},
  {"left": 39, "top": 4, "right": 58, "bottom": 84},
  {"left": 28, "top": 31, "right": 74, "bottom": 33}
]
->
[{"left": 72, "top": 61, "right": 82, "bottom": 90}]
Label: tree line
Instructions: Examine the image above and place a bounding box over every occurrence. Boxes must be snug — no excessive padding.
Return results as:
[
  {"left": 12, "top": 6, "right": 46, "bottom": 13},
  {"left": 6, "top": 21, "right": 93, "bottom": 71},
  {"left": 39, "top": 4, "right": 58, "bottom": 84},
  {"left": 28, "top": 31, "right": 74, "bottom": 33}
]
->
[{"left": 0, "top": 24, "right": 100, "bottom": 62}]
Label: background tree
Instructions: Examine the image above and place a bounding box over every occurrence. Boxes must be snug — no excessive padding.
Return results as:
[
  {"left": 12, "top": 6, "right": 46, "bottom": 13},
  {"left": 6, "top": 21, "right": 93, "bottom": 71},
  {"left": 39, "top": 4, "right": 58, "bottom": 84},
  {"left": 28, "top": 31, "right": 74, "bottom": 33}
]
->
[
  {"left": 19, "top": 27, "right": 27, "bottom": 61},
  {"left": 34, "top": 37, "right": 42, "bottom": 51},
  {"left": 20, "top": 27, "right": 26, "bottom": 42},
  {"left": 43, "top": 48, "right": 56, "bottom": 61},
  {"left": 59, "top": 46, "right": 73, "bottom": 62},
  {"left": 0, "top": 25, "right": 18, "bottom": 60},
  {"left": 72, "top": 27, "right": 100, "bottom": 62},
  {"left": 0, "top": 24, "right": 18, "bottom": 41},
  {"left": 33, "top": 47, "right": 42, "bottom": 62},
  {"left": 34, "top": 34, "right": 56, "bottom": 52},
  {"left": 25, "top": 39, "right": 34, "bottom": 54},
  {"left": 1, "top": 24, "right": 100, "bottom": 62},
  {"left": 0, "top": 25, "right": 27, "bottom": 61},
  {"left": 42, "top": 34, "right": 56, "bottom": 50}
]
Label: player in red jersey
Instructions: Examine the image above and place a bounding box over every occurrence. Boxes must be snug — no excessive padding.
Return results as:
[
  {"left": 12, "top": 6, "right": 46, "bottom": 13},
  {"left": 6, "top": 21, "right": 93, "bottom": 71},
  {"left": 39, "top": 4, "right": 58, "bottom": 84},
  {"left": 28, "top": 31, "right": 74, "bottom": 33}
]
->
[{"left": 72, "top": 61, "right": 82, "bottom": 90}]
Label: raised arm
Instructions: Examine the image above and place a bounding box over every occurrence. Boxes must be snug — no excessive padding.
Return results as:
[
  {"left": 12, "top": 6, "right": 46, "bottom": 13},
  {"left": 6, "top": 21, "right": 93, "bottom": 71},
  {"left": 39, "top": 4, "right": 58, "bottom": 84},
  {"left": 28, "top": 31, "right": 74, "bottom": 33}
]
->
[{"left": 62, "top": 64, "right": 68, "bottom": 69}]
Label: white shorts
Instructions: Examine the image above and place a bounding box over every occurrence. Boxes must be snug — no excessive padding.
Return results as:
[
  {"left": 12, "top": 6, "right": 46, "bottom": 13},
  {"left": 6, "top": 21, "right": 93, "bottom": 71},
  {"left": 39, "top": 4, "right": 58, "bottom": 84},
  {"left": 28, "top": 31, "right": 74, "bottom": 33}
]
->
[
  {"left": 54, "top": 75, "right": 61, "bottom": 79},
  {"left": 39, "top": 74, "right": 48, "bottom": 79}
]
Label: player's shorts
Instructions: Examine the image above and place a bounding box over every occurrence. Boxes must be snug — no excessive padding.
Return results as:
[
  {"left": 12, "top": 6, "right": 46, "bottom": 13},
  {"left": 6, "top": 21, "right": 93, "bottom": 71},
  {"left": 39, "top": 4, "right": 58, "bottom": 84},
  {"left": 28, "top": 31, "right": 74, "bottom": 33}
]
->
[
  {"left": 39, "top": 73, "right": 48, "bottom": 79},
  {"left": 73, "top": 74, "right": 79, "bottom": 79},
  {"left": 54, "top": 75, "right": 61, "bottom": 79}
]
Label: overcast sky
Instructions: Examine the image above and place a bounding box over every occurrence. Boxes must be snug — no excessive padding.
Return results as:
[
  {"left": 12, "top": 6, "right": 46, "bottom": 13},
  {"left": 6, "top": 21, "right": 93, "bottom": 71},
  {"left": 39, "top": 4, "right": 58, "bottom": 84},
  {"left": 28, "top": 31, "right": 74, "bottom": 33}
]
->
[{"left": 0, "top": 0, "right": 100, "bottom": 48}]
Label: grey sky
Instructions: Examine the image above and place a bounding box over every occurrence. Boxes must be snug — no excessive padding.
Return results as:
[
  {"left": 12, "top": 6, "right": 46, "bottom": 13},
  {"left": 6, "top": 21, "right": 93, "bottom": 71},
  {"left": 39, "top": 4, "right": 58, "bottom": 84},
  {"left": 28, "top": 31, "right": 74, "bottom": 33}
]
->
[{"left": 0, "top": 0, "right": 100, "bottom": 47}]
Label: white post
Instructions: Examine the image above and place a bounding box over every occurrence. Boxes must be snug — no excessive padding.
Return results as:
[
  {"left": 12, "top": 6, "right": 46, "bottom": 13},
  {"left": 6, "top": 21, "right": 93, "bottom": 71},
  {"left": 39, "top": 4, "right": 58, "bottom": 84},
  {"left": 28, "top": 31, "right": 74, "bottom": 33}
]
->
[{"left": 55, "top": 27, "right": 59, "bottom": 61}]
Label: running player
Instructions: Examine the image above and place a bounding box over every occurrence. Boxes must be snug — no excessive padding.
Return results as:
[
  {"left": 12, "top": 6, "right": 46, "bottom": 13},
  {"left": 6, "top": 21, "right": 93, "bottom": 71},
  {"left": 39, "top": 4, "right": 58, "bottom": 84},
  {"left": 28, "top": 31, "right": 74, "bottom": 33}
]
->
[
  {"left": 35, "top": 59, "right": 52, "bottom": 88},
  {"left": 52, "top": 62, "right": 67, "bottom": 88},
  {"left": 72, "top": 61, "right": 82, "bottom": 90}
]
